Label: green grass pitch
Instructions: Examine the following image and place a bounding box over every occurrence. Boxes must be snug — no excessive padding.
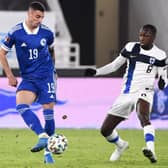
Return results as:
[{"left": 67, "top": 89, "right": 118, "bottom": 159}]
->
[{"left": 0, "top": 129, "right": 168, "bottom": 168}]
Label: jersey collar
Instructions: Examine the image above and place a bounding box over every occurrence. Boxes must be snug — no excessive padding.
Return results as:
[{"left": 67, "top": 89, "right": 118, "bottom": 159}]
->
[{"left": 23, "top": 21, "right": 40, "bottom": 34}]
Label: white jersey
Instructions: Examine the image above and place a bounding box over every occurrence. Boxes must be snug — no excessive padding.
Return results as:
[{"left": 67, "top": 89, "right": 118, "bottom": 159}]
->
[{"left": 96, "top": 42, "right": 167, "bottom": 94}]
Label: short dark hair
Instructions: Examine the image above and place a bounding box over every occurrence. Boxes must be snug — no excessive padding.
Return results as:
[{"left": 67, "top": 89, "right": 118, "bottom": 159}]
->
[
  {"left": 142, "top": 24, "right": 157, "bottom": 36},
  {"left": 29, "top": 1, "right": 46, "bottom": 12}
]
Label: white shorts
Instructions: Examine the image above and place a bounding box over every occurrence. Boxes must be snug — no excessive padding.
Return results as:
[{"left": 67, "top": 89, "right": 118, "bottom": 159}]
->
[{"left": 107, "top": 89, "right": 154, "bottom": 119}]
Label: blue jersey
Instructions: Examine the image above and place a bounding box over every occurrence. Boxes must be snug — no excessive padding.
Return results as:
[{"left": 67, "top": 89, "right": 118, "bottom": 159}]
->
[{"left": 1, "top": 22, "right": 54, "bottom": 80}]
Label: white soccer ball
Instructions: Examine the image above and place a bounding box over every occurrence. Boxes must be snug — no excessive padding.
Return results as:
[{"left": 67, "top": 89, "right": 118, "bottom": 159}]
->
[{"left": 47, "top": 134, "right": 68, "bottom": 154}]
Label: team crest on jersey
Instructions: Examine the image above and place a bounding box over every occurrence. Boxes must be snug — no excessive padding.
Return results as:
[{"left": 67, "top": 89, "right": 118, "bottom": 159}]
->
[
  {"left": 40, "top": 38, "right": 46, "bottom": 46},
  {"left": 149, "top": 57, "right": 156, "bottom": 65}
]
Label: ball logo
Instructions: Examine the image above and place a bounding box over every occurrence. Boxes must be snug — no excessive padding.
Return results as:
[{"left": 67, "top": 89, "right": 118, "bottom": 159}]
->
[{"left": 40, "top": 38, "right": 46, "bottom": 46}]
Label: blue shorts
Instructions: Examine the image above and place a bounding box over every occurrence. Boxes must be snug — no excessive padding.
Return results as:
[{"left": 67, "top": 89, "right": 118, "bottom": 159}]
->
[{"left": 17, "top": 75, "right": 56, "bottom": 104}]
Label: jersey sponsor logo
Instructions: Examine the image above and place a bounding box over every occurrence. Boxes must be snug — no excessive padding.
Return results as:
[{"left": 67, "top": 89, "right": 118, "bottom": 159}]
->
[
  {"left": 21, "top": 42, "right": 27, "bottom": 47},
  {"left": 130, "top": 55, "right": 137, "bottom": 58},
  {"left": 50, "top": 94, "right": 54, "bottom": 99},
  {"left": 40, "top": 38, "right": 46, "bottom": 46}
]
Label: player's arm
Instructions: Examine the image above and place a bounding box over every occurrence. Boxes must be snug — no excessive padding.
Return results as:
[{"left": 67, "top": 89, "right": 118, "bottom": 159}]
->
[
  {"left": 96, "top": 55, "right": 126, "bottom": 76},
  {"left": 49, "top": 41, "right": 58, "bottom": 81},
  {"left": 48, "top": 30, "right": 57, "bottom": 75},
  {"left": 157, "top": 66, "right": 167, "bottom": 90},
  {"left": 84, "top": 55, "right": 126, "bottom": 76},
  {"left": 0, "top": 47, "right": 18, "bottom": 87},
  {"left": 49, "top": 46, "right": 55, "bottom": 66}
]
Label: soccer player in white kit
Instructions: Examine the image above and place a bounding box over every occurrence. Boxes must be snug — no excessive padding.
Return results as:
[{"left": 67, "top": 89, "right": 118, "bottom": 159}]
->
[{"left": 85, "top": 24, "right": 167, "bottom": 163}]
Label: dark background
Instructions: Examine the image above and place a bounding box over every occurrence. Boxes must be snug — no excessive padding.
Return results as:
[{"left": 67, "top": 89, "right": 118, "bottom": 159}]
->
[{"left": 59, "top": 0, "right": 96, "bottom": 65}]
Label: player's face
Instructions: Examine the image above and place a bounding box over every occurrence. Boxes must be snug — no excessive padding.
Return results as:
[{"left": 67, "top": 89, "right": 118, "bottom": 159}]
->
[
  {"left": 139, "top": 28, "right": 155, "bottom": 49},
  {"left": 28, "top": 9, "right": 44, "bottom": 29}
]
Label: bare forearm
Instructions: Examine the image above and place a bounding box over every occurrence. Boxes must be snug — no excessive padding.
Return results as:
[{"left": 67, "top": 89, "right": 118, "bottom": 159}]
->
[
  {"left": 0, "top": 49, "right": 17, "bottom": 87},
  {"left": 49, "top": 47, "right": 55, "bottom": 66},
  {"left": 0, "top": 54, "right": 14, "bottom": 78}
]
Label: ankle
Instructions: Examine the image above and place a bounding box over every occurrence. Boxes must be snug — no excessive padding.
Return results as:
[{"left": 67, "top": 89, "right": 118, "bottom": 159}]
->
[{"left": 39, "top": 133, "right": 49, "bottom": 138}]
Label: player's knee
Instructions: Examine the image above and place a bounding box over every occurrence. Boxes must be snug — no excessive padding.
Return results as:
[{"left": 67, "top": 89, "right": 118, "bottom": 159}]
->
[{"left": 43, "top": 103, "right": 55, "bottom": 109}]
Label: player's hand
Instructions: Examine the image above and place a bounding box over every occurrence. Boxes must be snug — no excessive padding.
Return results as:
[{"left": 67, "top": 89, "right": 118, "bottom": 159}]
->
[
  {"left": 8, "top": 76, "right": 18, "bottom": 87},
  {"left": 84, "top": 68, "right": 96, "bottom": 76},
  {"left": 158, "top": 76, "right": 165, "bottom": 90}
]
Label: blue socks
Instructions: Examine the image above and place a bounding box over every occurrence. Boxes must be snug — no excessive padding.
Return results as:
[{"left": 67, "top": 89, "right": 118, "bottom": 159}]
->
[
  {"left": 16, "top": 104, "right": 44, "bottom": 135},
  {"left": 43, "top": 109, "right": 55, "bottom": 136},
  {"left": 17, "top": 104, "right": 55, "bottom": 137}
]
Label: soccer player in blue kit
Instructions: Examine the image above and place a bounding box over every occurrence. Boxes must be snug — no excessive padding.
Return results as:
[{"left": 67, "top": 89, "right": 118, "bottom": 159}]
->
[{"left": 0, "top": 1, "right": 56, "bottom": 164}]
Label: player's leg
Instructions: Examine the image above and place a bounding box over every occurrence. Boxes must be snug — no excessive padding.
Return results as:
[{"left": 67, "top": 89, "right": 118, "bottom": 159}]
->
[
  {"left": 42, "top": 103, "right": 55, "bottom": 164},
  {"left": 38, "top": 74, "right": 56, "bottom": 138},
  {"left": 136, "top": 97, "right": 157, "bottom": 163},
  {"left": 37, "top": 76, "right": 56, "bottom": 164},
  {"left": 100, "top": 94, "right": 132, "bottom": 161},
  {"left": 101, "top": 114, "right": 125, "bottom": 142},
  {"left": 16, "top": 90, "right": 49, "bottom": 152},
  {"left": 43, "top": 104, "right": 55, "bottom": 137},
  {"left": 101, "top": 114, "right": 129, "bottom": 161}
]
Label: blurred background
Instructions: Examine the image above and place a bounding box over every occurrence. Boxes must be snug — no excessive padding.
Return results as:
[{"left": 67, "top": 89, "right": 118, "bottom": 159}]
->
[
  {"left": 0, "top": 0, "right": 168, "bottom": 129},
  {"left": 1, "top": 0, "right": 168, "bottom": 77}
]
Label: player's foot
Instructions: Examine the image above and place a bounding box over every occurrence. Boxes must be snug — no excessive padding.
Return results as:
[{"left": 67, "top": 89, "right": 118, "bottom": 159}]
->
[
  {"left": 44, "top": 152, "right": 55, "bottom": 164},
  {"left": 31, "top": 137, "right": 48, "bottom": 152},
  {"left": 142, "top": 147, "right": 157, "bottom": 163},
  {"left": 109, "top": 141, "right": 129, "bottom": 161}
]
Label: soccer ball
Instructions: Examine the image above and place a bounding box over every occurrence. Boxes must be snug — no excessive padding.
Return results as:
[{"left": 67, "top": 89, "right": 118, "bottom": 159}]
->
[{"left": 47, "top": 134, "right": 68, "bottom": 154}]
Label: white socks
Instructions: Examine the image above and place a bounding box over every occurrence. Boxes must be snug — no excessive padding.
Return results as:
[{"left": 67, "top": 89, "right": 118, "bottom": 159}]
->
[
  {"left": 143, "top": 125, "right": 155, "bottom": 154},
  {"left": 106, "top": 129, "right": 125, "bottom": 147}
]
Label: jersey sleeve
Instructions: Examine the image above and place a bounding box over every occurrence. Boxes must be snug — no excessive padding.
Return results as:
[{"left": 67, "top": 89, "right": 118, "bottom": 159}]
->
[
  {"left": 96, "top": 55, "right": 126, "bottom": 76},
  {"left": 120, "top": 42, "right": 138, "bottom": 58},
  {"left": 1, "top": 31, "right": 15, "bottom": 51},
  {"left": 47, "top": 31, "right": 55, "bottom": 47},
  {"left": 157, "top": 65, "right": 168, "bottom": 86}
]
